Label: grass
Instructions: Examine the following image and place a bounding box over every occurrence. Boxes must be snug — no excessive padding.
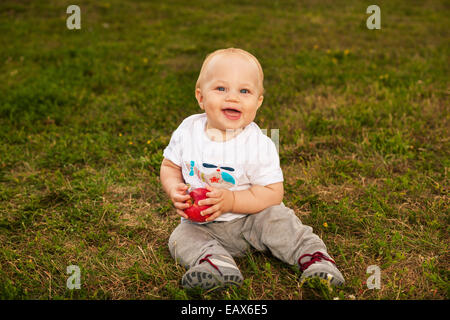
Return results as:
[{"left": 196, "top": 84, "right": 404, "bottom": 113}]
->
[{"left": 0, "top": 0, "right": 448, "bottom": 300}]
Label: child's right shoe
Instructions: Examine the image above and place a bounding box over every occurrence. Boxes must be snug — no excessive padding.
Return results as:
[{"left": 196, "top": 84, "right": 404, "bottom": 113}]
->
[
  {"left": 182, "top": 254, "right": 243, "bottom": 290},
  {"left": 298, "top": 251, "right": 345, "bottom": 286}
]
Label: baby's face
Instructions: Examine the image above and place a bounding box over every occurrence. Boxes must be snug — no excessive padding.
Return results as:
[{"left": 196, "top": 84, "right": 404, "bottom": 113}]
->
[{"left": 196, "top": 53, "right": 264, "bottom": 134}]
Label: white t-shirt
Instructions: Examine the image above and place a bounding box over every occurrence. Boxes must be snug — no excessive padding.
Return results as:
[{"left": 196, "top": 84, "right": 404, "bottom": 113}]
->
[{"left": 163, "top": 113, "right": 284, "bottom": 222}]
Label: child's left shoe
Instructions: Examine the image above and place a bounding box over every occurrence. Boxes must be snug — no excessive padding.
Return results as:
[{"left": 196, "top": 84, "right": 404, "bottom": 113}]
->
[
  {"left": 298, "top": 251, "right": 345, "bottom": 286},
  {"left": 182, "top": 254, "right": 243, "bottom": 290}
]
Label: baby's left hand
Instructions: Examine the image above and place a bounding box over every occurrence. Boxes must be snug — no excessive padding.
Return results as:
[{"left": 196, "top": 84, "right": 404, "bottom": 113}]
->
[{"left": 197, "top": 185, "right": 235, "bottom": 222}]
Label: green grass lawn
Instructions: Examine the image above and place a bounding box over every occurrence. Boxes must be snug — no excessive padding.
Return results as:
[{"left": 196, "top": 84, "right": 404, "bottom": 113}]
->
[{"left": 0, "top": 0, "right": 448, "bottom": 300}]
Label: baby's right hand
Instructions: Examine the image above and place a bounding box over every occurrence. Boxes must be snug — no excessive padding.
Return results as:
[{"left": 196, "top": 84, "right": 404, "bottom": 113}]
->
[{"left": 169, "top": 183, "right": 191, "bottom": 219}]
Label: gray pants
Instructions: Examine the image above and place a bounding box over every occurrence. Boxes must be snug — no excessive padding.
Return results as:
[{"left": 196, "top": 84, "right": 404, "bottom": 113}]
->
[{"left": 168, "top": 202, "right": 329, "bottom": 270}]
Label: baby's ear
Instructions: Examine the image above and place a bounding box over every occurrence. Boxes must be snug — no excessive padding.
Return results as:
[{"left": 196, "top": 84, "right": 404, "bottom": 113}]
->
[
  {"left": 257, "top": 95, "right": 264, "bottom": 109},
  {"left": 195, "top": 88, "right": 204, "bottom": 109}
]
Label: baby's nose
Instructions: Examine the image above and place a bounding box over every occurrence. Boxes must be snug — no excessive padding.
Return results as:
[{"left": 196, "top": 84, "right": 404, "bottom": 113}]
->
[{"left": 225, "top": 91, "right": 239, "bottom": 101}]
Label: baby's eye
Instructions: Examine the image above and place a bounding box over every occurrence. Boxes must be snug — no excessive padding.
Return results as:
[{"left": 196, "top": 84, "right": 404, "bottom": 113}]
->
[
  {"left": 216, "top": 87, "right": 226, "bottom": 91},
  {"left": 240, "top": 89, "right": 250, "bottom": 94}
]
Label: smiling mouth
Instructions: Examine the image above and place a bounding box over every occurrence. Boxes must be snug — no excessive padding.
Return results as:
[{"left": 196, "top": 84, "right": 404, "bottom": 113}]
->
[{"left": 222, "top": 108, "right": 241, "bottom": 120}]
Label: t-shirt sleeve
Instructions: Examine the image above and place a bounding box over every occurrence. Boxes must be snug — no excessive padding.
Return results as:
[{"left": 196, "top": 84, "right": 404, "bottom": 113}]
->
[
  {"left": 246, "top": 136, "right": 284, "bottom": 186},
  {"left": 162, "top": 125, "right": 184, "bottom": 167}
]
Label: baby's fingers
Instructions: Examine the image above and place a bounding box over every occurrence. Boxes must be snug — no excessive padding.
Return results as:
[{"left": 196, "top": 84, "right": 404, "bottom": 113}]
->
[
  {"left": 204, "top": 185, "right": 217, "bottom": 197},
  {"left": 176, "top": 208, "right": 188, "bottom": 219},
  {"left": 200, "top": 204, "right": 220, "bottom": 217},
  {"left": 205, "top": 210, "right": 222, "bottom": 222},
  {"left": 174, "top": 201, "right": 190, "bottom": 210},
  {"left": 173, "top": 193, "right": 191, "bottom": 203},
  {"left": 197, "top": 197, "right": 218, "bottom": 207},
  {"left": 171, "top": 183, "right": 188, "bottom": 197},
  {"left": 176, "top": 183, "right": 189, "bottom": 191}
]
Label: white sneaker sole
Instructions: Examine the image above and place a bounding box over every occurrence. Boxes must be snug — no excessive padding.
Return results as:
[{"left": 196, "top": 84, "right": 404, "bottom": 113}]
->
[{"left": 182, "top": 268, "right": 243, "bottom": 290}]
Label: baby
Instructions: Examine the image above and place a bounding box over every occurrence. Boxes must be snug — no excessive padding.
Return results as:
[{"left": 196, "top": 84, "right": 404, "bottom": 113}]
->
[{"left": 160, "top": 48, "right": 344, "bottom": 290}]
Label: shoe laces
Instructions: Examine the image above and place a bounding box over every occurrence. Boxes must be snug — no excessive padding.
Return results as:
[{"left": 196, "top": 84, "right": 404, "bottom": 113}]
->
[
  {"left": 298, "top": 251, "right": 336, "bottom": 272},
  {"left": 199, "top": 254, "right": 223, "bottom": 276}
]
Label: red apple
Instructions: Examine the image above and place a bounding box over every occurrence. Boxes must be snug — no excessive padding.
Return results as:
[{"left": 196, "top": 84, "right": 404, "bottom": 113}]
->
[{"left": 184, "top": 188, "right": 212, "bottom": 222}]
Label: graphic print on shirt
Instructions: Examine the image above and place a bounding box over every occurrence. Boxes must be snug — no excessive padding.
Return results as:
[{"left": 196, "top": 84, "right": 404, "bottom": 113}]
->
[{"left": 185, "top": 161, "right": 236, "bottom": 189}]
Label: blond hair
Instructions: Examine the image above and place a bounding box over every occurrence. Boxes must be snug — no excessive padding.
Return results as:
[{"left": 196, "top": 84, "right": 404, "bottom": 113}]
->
[{"left": 195, "top": 48, "right": 265, "bottom": 95}]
